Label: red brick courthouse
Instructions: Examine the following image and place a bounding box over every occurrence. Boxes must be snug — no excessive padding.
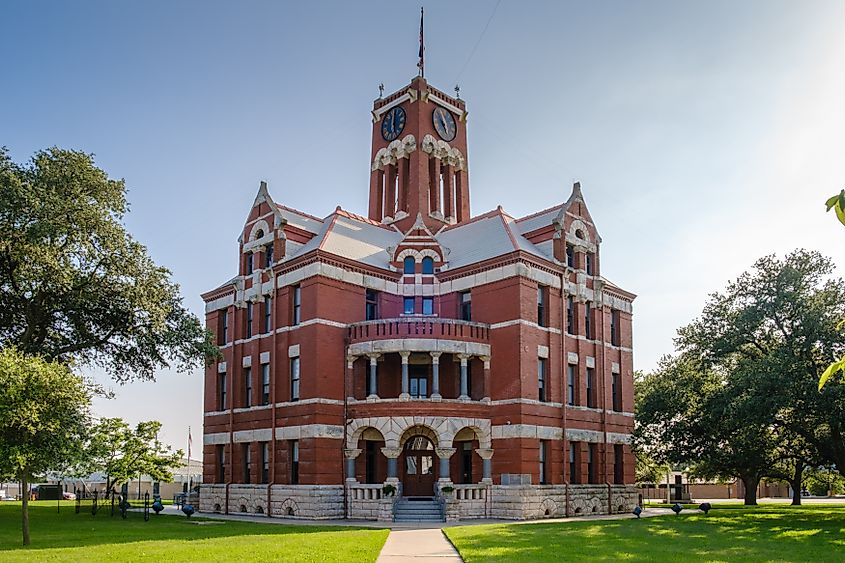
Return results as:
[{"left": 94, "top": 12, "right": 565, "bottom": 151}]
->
[{"left": 200, "top": 76, "right": 637, "bottom": 521}]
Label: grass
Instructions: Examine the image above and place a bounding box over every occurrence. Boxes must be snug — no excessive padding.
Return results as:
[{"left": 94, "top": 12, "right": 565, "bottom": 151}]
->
[
  {"left": 444, "top": 504, "right": 845, "bottom": 562},
  {"left": 0, "top": 501, "right": 389, "bottom": 562}
]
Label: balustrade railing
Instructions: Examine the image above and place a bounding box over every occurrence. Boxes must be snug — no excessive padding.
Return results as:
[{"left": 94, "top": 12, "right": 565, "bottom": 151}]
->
[
  {"left": 348, "top": 318, "right": 490, "bottom": 344},
  {"left": 347, "top": 483, "right": 383, "bottom": 501}
]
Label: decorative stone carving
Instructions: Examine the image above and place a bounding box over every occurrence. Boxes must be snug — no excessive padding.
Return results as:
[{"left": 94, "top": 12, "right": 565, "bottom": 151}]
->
[
  {"left": 421, "top": 134, "right": 466, "bottom": 170},
  {"left": 372, "top": 134, "right": 417, "bottom": 170}
]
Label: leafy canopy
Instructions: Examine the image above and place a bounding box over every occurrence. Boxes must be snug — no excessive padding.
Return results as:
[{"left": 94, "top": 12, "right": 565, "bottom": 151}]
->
[
  {"left": 0, "top": 147, "right": 217, "bottom": 382},
  {"left": 86, "top": 418, "right": 183, "bottom": 488}
]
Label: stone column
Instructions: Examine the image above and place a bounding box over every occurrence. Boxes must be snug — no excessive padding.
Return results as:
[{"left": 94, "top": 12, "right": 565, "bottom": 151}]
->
[
  {"left": 458, "top": 354, "right": 470, "bottom": 401},
  {"left": 344, "top": 448, "right": 362, "bottom": 482},
  {"left": 480, "top": 355, "right": 491, "bottom": 402},
  {"left": 367, "top": 354, "right": 380, "bottom": 399},
  {"left": 435, "top": 447, "right": 456, "bottom": 484},
  {"left": 346, "top": 355, "right": 357, "bottom": 401},
  {"left": 381, "top": 447, "right": 402, "bottom": 484},
  {"left": 476, "top": 448, "right": 494, "bottom": 483},
  {"left": 430, "top": 352, "right": 442, "bottom": 400},
  {"left": 399, "top": 351, "right": 411, "bottom": 399}
]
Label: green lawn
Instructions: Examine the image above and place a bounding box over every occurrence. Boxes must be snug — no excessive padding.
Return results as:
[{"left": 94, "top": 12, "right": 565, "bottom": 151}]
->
[
  {"left": 445, "top": 505, "right": 845, "bottom": 562},
  {"left": 0, "top": 501, "right": 388, "bottom": 562}
]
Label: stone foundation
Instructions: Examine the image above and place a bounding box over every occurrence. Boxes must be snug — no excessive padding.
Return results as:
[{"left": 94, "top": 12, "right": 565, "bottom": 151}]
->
[
  {"left": 199, "top": 483, "right": 637, "bottom": 521},
  {"left": 199, "top": 484, "right": 344, "bottom": 519}
]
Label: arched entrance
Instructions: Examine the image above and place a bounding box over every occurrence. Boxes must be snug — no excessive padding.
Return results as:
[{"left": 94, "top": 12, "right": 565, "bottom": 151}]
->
[{"left": 403, "top": 435, "right": 435, "bottom": 497}]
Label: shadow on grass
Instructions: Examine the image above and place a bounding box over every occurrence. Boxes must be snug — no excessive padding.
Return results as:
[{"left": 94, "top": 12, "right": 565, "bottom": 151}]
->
[
  {"left": 445, "top": 506, "right": 845, "bottom": 563},
  {"left": 0, "top": 502, "right": 382, "bottom": 552}
]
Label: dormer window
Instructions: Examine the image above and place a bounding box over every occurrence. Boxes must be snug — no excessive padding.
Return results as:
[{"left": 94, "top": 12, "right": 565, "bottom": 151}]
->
[
  {"left": 565, "top": 244, "right": 574, "bottom": 268},
  {"left": 422, "top": 256, "right": 434, "bottom": 275},
  {"left": 403, "top": 256, "right": 415, "bottom": 275},
  {"left": 246, "top": 253, "right": 254, "bottom": 275},
  {"left": 585, "top": 252, "right": 594, "bottom": 276}
]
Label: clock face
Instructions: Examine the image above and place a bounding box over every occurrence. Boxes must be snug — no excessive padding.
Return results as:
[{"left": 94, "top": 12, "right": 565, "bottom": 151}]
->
[
  {"left": 432, "top": 107, "right": 457, "bottom": 141},
  {"left": 381, "top": 106, "right": 406, "bottom": 141}
]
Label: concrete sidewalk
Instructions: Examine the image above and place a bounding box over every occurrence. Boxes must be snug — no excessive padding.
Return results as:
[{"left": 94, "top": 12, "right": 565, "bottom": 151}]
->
[{"left": 376, "top": 529, "right": 462, "bottom": 562}]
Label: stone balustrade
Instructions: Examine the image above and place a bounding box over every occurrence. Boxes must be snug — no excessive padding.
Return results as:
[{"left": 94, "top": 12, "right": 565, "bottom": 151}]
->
[{"left": 348, "top": 318, "right": 490, "bottom": 345}]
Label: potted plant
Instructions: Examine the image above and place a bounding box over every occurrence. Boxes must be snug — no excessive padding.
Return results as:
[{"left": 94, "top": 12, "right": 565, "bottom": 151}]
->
[
  {"left": 381, "top": 484, "right": 397, "bottom": 497},
  {"left": 440, "top": 485, "right": 454, "bottom": 496}
]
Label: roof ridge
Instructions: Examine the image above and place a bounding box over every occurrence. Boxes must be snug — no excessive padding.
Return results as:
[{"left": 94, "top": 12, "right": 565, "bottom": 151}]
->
[
  {"left": 441, "top": 207, "right": 503, "bottom": 231},
  {"left": 277, "top": 204, "right": 325, "bottom": 224},
  {"left": 514, "top": 202, "right": 565, "bottom": 223},
  {"left": 335, "top": 207, "right": 394, "bottom": 229},
  {"left": 498, "top": 209, "right": 522, "bottom": 252}
]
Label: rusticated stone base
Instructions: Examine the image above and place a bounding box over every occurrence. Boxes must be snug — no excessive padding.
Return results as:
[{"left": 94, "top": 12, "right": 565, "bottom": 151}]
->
[
  {"left": 199, "top": 483, "right": 637, "bottom": 521},
  {"left": 198, "top": 484, "right": 344, "bottom": 519}
]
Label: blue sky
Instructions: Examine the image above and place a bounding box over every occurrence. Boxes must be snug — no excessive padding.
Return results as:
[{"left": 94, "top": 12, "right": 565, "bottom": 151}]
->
[{"left": 4, "top": 0, "right": 845, "bottom": 452}]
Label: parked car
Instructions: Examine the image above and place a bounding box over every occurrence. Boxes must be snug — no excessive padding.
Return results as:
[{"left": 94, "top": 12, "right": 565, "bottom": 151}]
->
[{"left": 62, "top": 491, "right": 76, "bottom": 500}]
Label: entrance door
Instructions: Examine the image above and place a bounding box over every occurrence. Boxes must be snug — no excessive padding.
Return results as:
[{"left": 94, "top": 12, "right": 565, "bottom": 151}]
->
[{"left": 403, "top": 436, "right": 435, "bottom": 496}]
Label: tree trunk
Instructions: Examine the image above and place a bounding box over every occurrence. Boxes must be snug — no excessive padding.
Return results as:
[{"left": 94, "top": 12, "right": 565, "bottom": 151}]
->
[
  {"left": 790, "top": 461, "right": 804, "bottom": 506},
  {"left": 740, "top": 475, "right": 759, "bottom": 505},
  {"left": 21, "top": 473, "right": 30, "bottom": 546}
]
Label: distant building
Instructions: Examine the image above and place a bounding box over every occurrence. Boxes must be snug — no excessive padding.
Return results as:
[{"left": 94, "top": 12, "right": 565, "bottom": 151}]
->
[{"left": 201, "top": 75, "right": 637, "bottom": 521}]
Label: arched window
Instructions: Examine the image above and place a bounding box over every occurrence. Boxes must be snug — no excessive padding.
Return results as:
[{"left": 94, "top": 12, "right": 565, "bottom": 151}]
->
[
  {"left": 421, "top": 256, "right": 434, "bottom": 275},
  {"left": 255, "top": 229, "right": 264, "bottom": 239},
  {"left": 403, "top": 256, "right": 415, "bottom": 274}
]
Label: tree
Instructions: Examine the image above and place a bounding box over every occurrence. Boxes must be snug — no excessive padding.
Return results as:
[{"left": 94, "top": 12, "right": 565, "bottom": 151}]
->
[
  {"left": 677, "top": 250, "right": 845, "bottom": 479},
  {"left": 0, "top": 347, "right": 93, "bottom": 545},
  {"left": 635, "top": 355, "right": 783, "bottom": 505},
  {"left": 820, "top": 190, "right": 845, "bottom": 388},
  {"left": 0, "top": 147, "right": 218, "bottom": 382},
  {"left": 86, "top": 418, "right": 183, "bottom": 493}
]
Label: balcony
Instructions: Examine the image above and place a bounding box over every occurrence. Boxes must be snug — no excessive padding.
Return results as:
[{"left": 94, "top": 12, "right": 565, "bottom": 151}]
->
[{"left": 348, "top": 318, "right": 490, "bottom": 346}]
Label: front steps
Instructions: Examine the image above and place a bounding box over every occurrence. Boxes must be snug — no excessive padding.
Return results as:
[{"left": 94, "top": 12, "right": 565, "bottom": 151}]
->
[{"left": 393, "top": 497, "right": 443, "bottom": 522}]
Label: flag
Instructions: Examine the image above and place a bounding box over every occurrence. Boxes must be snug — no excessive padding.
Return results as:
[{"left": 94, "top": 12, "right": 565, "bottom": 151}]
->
[
  {"left": 187, "top": 426, "right": 192, "bottom": 462},
  {"left": 417, "top": 7, "right": 424, "bottom": 76}
]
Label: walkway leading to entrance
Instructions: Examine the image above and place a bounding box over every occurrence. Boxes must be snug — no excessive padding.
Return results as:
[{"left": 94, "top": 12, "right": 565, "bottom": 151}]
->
[{"left": 376, "top": 529, "right": 462, "bottom": 562}]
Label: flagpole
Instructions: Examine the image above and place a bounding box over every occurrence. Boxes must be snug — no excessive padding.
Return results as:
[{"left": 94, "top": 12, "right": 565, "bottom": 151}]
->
[{"left": 187, "top": 426, "right": 192, "bottom": 490}]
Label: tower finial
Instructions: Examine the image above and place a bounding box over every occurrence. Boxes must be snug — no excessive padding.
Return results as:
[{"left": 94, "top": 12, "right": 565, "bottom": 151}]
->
[
  {"left": 417, "top": 7, "right": 425, "bottom": 77},
  {"left": 378, "top": 83, "right": 384, "bottom": 98}
]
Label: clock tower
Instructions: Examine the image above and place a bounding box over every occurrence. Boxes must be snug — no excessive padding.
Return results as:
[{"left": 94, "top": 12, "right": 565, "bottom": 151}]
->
[{"left": 368, "top": 76, "right": 470, "bottom": 231}]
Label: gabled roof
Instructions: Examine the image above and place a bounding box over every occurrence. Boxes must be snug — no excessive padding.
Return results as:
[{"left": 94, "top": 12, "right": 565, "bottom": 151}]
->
[
  {"left": 514, "top": 203, "right": 565, "bottom": 235},
  {"left": 286, "top": 208, "right": 402, "bottom": 269}
]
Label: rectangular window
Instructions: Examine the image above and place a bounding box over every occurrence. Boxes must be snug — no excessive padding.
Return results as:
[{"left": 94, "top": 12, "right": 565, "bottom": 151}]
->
[
  {"left": 365, "top": 441, "right": 377, "bottom": 483},
  {"left": 584, "top": 302, "right": 592, "bottom": 339},
  {"left": 291, "top": 285, "right": 301, "bottom": 326},
  {"left": 569, "top": 442, "right": 578, "bottom": 484},
  {"left": 403, "top": 297, "right": 415, "bottom": 315},
  {"left": 586, "top": 367, "right": 596, "bottom": 408},
  {"left": 588, "top": 443, "right": 597, "bottom": 484},
  {"left": 422, "top": 297, "right": 434, "bottom": 315},
  {"left": 290, "top": 357, "right": 300, "bottom": 401},
  {"left": 246, "top": 252, "right": 254, "bottom": 275},
  {"left": 611, "top": 309, "right": 621, "bottom": 346},
  {"left": 566, "top": 296, "right": 574, "bottom": 335},
  {"left": 153, "top": 481, "right": 160, "bottom": 496},
  {"left": 242, "top": 444, "right": 251, "bottom": 484},
  {"left": 218, "top": 372, "right": 227, "bottom": 410},
  {"left": 264, "top": 296, "right": 272, "bottom": 334},
  {"left": 612, "top": 371, "right": 622, "bottom": 412},
  {"left": 265, "top": 244, "right": 274, "bottom": 268},
  {"left": 219, "top": 310, "right": 228, "bottom": 344},
  {"left": 567, "top": 364, "right": 576, "bottom": 406},
  {"left": 243, "top": 366, "right": 252, "bottom": 407},
  {"left": 216, "top": 445, "right": 225, "bottom": 482},
  {"left": 586, "top": 252, "right": 594, "bottom": 275},
  {"left": 614, "top": 444, "right": 624, "bottom": 485},
  {"left": 538, "top": 358, "right": 547, "bottom": 402},
  {"left": 409, "top": 365, "right": 428, "bottom": 398},
  {"left": 539, "top": 440, "right": 548, "bottom": 484},
  {"left": 537, "top": 286, "right": 547, "bottom": 327},
  {"left": 261, "top": 363, "right": 271, "bottom": 405},
  {"left": 261, "top": 442, "right": 270, "bottom": 484},
  {"left": 566, "top": 244, "right": 574, "bottom": 268},
  {"left": 365, "top": 289, "right": 379, "bottom": 321},
  {"left": 290, "top": 440, "right": 299, "bottom": 484},
  {"left": 246, "top": 302, "right": 253, "bottom": 339},
  {"left": 460, "top": 291, "right": 472, "bottom": 321}
]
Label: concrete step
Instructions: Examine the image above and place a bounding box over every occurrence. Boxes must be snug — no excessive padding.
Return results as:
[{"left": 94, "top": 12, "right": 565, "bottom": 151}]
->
[{"left": 394, "top": 499, "right": 443, "bottom": 522}]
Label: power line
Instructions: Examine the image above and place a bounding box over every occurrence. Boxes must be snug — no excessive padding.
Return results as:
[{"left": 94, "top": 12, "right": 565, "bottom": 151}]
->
[{"left": 455, "top": 0, "right": 502, "bottom": 84}]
